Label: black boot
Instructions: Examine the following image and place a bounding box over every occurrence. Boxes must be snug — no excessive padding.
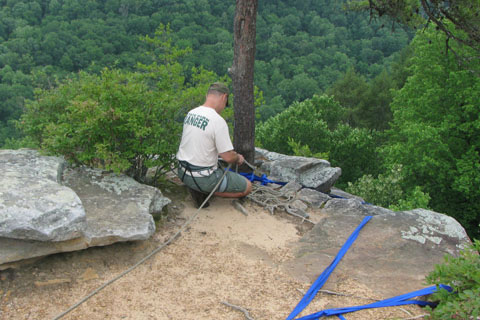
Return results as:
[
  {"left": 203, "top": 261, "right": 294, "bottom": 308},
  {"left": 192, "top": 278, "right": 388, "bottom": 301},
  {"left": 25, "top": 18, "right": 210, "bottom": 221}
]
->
[{"left": 188, "top": 188, "right": 210, "bottom": 208}]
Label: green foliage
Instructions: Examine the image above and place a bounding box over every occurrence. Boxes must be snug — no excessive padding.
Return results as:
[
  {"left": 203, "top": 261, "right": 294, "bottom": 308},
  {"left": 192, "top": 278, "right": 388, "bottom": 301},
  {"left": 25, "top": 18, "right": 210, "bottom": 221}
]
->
[
  {"left": 287, "top": 138, "right": 329, "bottom": 160},
  {"left": 0, "top": 0, "right": 411, "bottom": 145},
  {"left": 326, "top": 67, "right": 369, "bottom": 127},
  {"left": 256, "top": 95, "right": 343, "bottom": 155},
  {"left": 254, "top": 1, "right": 411, "bottom": 118},
  {"left": 19, "top": 69, "right": 179, "bottom": 181},
  {"left": 346, "top": 164, "right": 431, "bottom": 210},
  {"left": 256, "top": 94, "right": 381, "bottom": 186},
  {"left": 382, "top": 23, "right": 480, "bottom": 237},
  {"left": 17, "top": 26, "right": 217, "bottom": 182},
  {"left": 425, "top": 240, "right": 480, "bottom": 319},
  {"left": 327, "top": 66, "right": 398, "bottom": 131}
]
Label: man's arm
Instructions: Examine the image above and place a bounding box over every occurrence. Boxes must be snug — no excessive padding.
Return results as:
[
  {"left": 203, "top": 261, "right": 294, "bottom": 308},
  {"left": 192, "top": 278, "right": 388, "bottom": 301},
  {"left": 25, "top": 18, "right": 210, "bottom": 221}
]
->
[{"left": 219, "top": 150, "right": 244, "bottom": 165}]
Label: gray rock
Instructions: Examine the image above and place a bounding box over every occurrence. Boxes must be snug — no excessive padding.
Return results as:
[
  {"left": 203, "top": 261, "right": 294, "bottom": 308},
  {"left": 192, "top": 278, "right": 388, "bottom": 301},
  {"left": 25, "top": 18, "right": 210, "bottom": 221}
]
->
[
  {"left": 255, "top": 148, "right": 341, "bottom": 193},
  {"left": 0, "top": 150, "right": 171, "bottom": 269},
  {"left": 291, "top": 199, "right": 308, "bottom": 212},
  {"left": 399, "top": 208, "right": 470, "bottom": 255},
  {"left": 283, "top": 201, "right": 471, "bottom": 298},
  {"left": 62, "top": 166, "right": 169, "bottom": 245},
  {"left": 297, "top": 188, "right": 331, "bottom": 208},
  {"left": 0, "top": 149, "right": 86, "bottom": 241},
  {"left": 0, "top": 236, "right": 90, "bottom": 270},
  {"left": 255, "top": 147, "right": 289, "bottom": 162},
  {"left": 280, "top": 181, "right": 303, "bottom": 194},
  {"left": 322, "top": 198, "right": 393, "bottom": 216},
  {"left": 0, "top": 148, "right": 65, "bottom": 182}
]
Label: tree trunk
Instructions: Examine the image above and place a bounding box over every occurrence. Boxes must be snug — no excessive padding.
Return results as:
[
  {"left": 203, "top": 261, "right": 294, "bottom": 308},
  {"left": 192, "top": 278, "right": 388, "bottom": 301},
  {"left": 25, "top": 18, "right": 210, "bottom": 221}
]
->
[{"left": 232, "top": 0, "right": 258, "bottom": 171}]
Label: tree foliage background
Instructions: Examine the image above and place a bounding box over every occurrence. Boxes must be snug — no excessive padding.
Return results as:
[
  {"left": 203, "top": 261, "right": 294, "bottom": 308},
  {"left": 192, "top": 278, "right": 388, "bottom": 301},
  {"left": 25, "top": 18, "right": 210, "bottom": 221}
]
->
[{"left": 0, "top": 0, "right": 411, "bottom": 145}]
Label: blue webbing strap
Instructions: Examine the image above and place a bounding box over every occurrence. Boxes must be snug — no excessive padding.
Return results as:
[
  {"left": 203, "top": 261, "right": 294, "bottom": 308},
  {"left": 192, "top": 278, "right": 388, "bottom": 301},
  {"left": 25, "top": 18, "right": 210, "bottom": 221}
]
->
[
  {"left": 234, "top": 171, "right": 287, "bottom": 186},
  {"left": 286, "top": 215, "right": 452, "bottom": 320},
  {"left": 286, "top": 216, "right": 373, "bottom": 320},
  {"left": 296, "top": 284, "right": 452, "bottom": 320}
]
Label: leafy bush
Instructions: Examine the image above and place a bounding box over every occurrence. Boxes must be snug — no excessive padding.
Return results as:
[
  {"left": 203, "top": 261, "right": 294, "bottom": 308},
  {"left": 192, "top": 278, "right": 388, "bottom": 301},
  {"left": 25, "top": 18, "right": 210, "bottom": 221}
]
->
[
  {"left": 425, "top": 240, "right": 480, "bottom": 319},
  {"left": 287, "top": 137, "right": 329, "bottom": 160},
  {"left": 17, "top": 26, "right": 217, "bottom": 183},
  {"left": 256, "top": 94, "right": 381, "bottom": 185},
  {"left": 346, "top": 164, "right": 430, "bottom": 210},
  {"left": 381, "top": 23, "right": 480, "bottom": 238}
]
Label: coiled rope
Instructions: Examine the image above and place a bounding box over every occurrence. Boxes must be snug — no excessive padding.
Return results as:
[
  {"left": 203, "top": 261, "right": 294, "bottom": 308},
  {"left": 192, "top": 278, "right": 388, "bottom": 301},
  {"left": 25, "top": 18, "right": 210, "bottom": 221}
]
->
[{"left": 240, "top": 160, "right": 315, "bottom": 224}]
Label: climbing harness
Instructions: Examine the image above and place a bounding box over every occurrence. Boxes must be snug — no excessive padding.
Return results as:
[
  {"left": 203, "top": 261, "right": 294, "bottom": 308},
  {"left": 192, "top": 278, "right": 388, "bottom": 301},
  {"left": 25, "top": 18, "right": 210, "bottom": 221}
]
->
[
  {"left": 178, "top": 160, "right": 216, "bottom": 193},
  {"left": 52, "top": 164, "right": 232, "bottom": 320},
  {"left": 286, "top": 215, "right": 452, "bottom": 320}
]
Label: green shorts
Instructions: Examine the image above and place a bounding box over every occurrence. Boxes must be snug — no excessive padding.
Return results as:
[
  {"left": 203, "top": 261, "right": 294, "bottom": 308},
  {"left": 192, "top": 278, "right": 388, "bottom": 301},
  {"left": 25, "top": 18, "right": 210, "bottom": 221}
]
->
[{"left": 177, "top": 166, "right": 247, "bottom": 194}]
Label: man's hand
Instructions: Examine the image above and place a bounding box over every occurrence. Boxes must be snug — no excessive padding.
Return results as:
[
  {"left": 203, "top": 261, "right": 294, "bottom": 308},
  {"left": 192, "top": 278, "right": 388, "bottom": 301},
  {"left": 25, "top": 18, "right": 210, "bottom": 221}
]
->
[
  {"left": 236, "top": 153, "right": 245, "bottom": 165},
  {"left": 219, "top": 150, "right": 244, "bottom": 165}
]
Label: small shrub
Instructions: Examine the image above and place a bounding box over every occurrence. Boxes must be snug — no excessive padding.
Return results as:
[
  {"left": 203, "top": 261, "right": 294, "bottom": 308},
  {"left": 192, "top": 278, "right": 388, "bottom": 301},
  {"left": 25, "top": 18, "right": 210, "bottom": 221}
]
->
[
  {"left": 425, "top": 240, "right": 480, "bottom": 319},
  {"left": 346, "top": 164, "right": 430, "bottom": 210},
  {"left": 287, "top": 138, "right": 329, "bottom": 160},
  {"left": 256, "top": 94, "right": 381, "bottom": 185}
]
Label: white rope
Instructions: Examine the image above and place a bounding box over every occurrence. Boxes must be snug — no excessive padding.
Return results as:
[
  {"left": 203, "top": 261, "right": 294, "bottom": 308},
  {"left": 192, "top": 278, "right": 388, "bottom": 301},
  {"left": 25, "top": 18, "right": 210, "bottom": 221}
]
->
[{"left": 247, "top": 184, "right": 315, "bottom": 224}]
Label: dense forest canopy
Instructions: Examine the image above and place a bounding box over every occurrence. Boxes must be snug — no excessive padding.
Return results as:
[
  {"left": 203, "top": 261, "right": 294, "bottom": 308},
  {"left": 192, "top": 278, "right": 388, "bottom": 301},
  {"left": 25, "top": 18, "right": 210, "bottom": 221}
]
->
[{"left": 0, "top": 0, "right": 411, "bottom": 145}]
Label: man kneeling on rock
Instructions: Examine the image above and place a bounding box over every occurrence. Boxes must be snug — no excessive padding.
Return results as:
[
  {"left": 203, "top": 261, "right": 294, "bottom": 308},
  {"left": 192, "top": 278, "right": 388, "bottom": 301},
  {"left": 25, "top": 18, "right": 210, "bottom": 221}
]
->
[{"left": 176, "top": 82, "right": 252, "bottom": 208}]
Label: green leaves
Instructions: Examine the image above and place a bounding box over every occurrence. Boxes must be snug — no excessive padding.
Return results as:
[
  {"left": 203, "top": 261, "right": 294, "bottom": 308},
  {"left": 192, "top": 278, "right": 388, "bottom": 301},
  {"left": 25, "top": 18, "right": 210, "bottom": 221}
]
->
[
  {"left": 17, "top": 26, "right": 217, "bottom": 183},
  {"left": 381, "top": 23, "right": 480, "bottom": 237},
  {"left": 425, "top": 240, "right": 480, "bottom": 319},
  {"left": 256, "top": 94, "right": 381, "bottom": 186},
  {"left": 346, "top": 164, "right": 431, "bottom": 210}
]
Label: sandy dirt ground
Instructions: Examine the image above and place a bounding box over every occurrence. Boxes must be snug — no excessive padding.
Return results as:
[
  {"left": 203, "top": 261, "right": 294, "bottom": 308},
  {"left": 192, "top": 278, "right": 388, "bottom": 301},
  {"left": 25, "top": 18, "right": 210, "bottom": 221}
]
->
[{"left": 0, "top": 185, "right": 428, "bottom": 320}]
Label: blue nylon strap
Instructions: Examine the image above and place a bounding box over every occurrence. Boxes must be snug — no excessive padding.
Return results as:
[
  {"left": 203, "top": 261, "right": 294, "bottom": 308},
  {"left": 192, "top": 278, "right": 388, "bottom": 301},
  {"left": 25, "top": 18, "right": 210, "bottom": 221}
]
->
[
  {"left": 285, "top": 213, "right": 452, "bottom": 320},
  {"left": 295, "top": 284, "right": 452, "bottom": 320},
  {"left": 286, "top": 216, "right": 373, "bottom": 320},
  {"left": 234, "top": 171, "right": 287, "bottom": 186}
]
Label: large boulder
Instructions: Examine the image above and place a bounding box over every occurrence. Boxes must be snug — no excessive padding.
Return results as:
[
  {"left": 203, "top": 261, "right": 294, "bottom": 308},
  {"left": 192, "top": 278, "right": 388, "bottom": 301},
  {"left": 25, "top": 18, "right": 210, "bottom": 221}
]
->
[
  {"left": 62, "top": 166, "right": 169, "bottom": 246},
  {"left": 255, "top": 148, "right": 341, "bottom": 193},
  {"left": 0, "top": 149, "right": 171, "bottom": 269},
  {"left": 283, "top": 199, "right": 471, "bottom": 298},
  {"left": 0, "top": 149, "right": 85, "bottom": 241}
]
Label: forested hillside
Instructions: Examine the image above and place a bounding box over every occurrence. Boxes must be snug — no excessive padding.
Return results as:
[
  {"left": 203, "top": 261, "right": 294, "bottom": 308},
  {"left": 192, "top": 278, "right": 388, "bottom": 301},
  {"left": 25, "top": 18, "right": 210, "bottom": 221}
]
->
[{"left": 0, "top": 0, "right": 410, "bottom": 146}]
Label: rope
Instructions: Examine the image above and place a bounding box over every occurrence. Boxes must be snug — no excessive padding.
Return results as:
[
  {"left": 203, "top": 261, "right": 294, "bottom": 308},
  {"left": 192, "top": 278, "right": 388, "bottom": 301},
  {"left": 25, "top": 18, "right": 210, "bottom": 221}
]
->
[
  {"left": 243, "top": 159, "right": 257, "bottom": 171},
  {"left": 248, "top": 184, "right": 314, "bottom": 223},
  {"left": 52, "top": 164, "right": 232, "bottom": 320},
  {"left": 233, "top": 159, "right": 313, "bottom": 223}
]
